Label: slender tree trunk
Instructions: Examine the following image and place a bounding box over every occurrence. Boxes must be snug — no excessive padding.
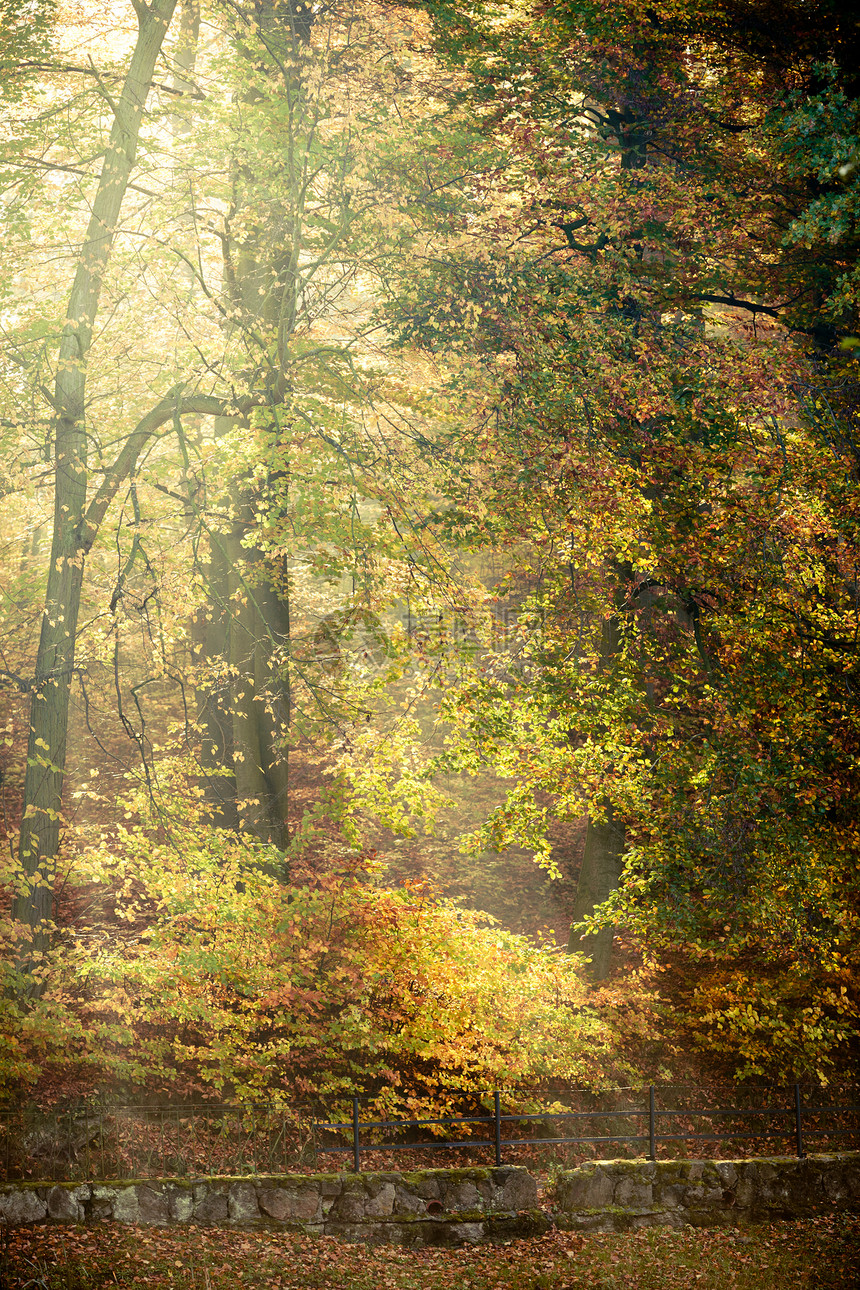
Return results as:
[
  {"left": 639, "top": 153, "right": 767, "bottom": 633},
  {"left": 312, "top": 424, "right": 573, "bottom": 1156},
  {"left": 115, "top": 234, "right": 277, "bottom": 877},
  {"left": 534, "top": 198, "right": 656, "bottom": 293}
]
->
[
  {"left": 567, "top": 610, "right": 625, "bottom": 979},
  {"left": 172, "top": 0, "right": 200, "bottom": 104},
  {"left": 11, "top": 0, "right": 180, "bottom": 970},
  {"left": 195, "top": 535, "right": 241, "bottom": 832}
]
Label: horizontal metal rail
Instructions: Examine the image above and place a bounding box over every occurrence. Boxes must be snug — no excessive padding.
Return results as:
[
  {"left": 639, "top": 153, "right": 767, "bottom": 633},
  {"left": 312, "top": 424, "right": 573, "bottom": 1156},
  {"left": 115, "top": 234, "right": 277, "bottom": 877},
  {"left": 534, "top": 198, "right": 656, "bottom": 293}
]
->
[
  {"left": 319, "top": 1138, "right": 498, "bottom": 1153},
  {"left": 802, "top": 1104, "right": 860, "bottom": 1114},
  {"left": 659, "top": 1107, "right": 790, "bottom": 1117}
]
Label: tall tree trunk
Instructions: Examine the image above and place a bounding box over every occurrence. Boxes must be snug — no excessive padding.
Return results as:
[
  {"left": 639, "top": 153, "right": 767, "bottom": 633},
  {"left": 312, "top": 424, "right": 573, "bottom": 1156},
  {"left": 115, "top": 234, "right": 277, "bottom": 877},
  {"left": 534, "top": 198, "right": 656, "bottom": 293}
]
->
[
  {"left": 172, "top": 0, "right": 200, "bottom": 104},
  {"left": 190, "top": 0, "right": 316, "bottom": 851},
  {"left": 565, "top": 79, "right": 652, "bottom": 981},
  {"left": 222, "top": 483, "right": 291, "bottom": 848},
  {"left": 567, "top": 809, "right": 626, "bottom": 980},
  {"left": 567, "top": 610, "right": 625, "bottom": 980},
  {"left": 194, "top": 427, "right": 291, "bottom": 848},
  {"left": 11, "top": 0, "right": 180, "bottom": 972}
]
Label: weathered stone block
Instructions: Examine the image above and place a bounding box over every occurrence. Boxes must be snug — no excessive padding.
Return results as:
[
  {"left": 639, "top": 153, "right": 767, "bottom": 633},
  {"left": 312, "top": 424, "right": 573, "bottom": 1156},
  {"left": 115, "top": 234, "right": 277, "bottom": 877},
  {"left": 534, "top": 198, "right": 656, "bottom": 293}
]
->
[
  {"left": 258, "top": 1187, "right": 294, "bottom": 1221},
  {"left": 261, "top": 1185, "right": 321, "bottom": 1223},
  {"left": 555, "top": 1163, "right": 614, "bottom": 1210},
  {"left": 365, "top": 1182, "right": 395, "bottom": 1217},
  {"left": 734, "top": 1163, "right": 758, "bottom": 1208},
  {"left": 257, "top": 1181, "right": 321, "bottom": 1222},
  {"left": 497, "top": 1168, "right": 538, "bottom": 1211},
  {"left": 631, "top": 1212, "right": 670, "bottom": 1229},
  {"left": 47, "top": 1185, "right": 88, "bottom": 1223},
  {"left": 755, "top": 1176, "right": 792, "bottom": 1211},
  {"left": 686, "top": 1207, "right": 736, "bottom": 1228},
  {"left": 112, "top": 1186, "right": 141, "bottom": 1223},
  {"left": 393, "top": 1186, "right": 427, "bottom": 1215},
  {"left": 137, "top": 1184, "right": 170, "bottom": 1225},
  {"left": 681, "top": 1182, "right": 723, "bottom": 1209},
  {"left": 193, "top": 1185, "right": 229, "bottom": 1224},
  {"left": 331, "top": 1186, "right": 366, "bottom": 1221},
  {"left": 0, "top": 1189, "right": 47, "bottom": 1225},
  {"left": 447, "top": 1221, "right": 485, "bottom": 1245},
  {"left": 323, "top": 1220, "right": 366, "bottom": 1244},
  {"left": 822, "top": 1169, "right": 849, "bottom": 1204},
  {"left": 168, "top": 1186, "right": 194, "bottom": 1223},
  {"left": 556, "top": 1211, "right": 615, "bottom": 1233},
  {"left": 89, "top": 1190, "right": 115, "bottom": 1222},
  {"left": 228, "top": 1182, "right": 260, "bottom": 1223},
  {"left": 294, "top": 1187, "right": 323, "bottom": 1222},
  {"left": 325, "top": 1218, "right": 399, "bottom": 1245},
  {"left": 614, "top": 1176, "right": 653, "bottom": 1208},
  {"left": 651, "top": 1210, "right": 687, "bottom": 1230},
  {"left": 443, "top": 1180, "right": 482, "bottom": 1211},
  {"left": 653, "top": 1183, "right": 685, "bottom": 1209}
]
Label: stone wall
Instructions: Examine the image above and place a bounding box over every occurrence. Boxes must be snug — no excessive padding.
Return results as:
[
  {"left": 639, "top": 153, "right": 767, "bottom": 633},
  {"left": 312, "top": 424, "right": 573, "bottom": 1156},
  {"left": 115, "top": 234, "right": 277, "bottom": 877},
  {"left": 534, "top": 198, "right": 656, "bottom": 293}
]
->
[
  {"left": 0, "top": 1166, "right": 546, "bottom": 1247},
  {"left": 1, "top": 1154, "right": 858, "bottom": 1245},
  {"left": 550, "top": 1152, "right": 860, "bottom": 1232}
]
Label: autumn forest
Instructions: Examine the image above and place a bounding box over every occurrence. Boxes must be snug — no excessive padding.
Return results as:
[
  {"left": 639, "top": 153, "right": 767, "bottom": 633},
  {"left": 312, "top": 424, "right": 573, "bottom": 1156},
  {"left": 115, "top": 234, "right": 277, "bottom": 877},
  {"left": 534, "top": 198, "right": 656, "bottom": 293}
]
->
[{"left": 1, "top": 0, "right": 859, "bottom": 1124}]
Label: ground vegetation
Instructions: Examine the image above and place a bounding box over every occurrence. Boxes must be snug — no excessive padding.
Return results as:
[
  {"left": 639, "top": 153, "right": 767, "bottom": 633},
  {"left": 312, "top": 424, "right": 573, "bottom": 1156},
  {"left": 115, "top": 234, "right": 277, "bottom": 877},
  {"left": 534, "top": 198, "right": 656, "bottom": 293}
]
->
[{"left": 2, "top": 1216, "right": 859, "bottom": 1290}]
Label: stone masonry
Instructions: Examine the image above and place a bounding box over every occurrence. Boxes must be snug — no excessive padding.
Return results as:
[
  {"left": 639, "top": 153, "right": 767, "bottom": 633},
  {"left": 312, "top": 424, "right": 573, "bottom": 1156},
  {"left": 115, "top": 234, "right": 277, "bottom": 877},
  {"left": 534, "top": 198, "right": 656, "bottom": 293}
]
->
[
  {"left": 1, "top": 1154, "right": 858, "bottom": 1245},
  {"left": 550, "top": 1152, "right": 860, "bottom": 1232},
  {"left": 0, "top": 1166, "right": 545, "bottom": 1247}
]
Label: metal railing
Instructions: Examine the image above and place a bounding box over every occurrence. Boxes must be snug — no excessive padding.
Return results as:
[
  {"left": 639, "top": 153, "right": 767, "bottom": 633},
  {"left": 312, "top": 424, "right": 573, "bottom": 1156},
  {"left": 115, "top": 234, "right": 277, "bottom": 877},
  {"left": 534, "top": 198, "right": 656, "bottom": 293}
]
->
[
  {"left": 3, "top": 1083, "right": 857, "bottom": 1181},
  {"left": 313, "top": 1082, "right": 860, "bottom": 1172},
  {"left": 0, "top": 1103, "right": 311, "bottom": 1183}
]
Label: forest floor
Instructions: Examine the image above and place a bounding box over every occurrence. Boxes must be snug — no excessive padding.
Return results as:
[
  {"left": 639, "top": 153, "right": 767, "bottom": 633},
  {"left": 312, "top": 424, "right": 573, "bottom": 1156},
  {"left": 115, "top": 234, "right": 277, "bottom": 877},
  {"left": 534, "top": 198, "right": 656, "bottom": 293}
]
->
[{"left": 3, "top": 1217, "right": 860, "bottom": 1289}]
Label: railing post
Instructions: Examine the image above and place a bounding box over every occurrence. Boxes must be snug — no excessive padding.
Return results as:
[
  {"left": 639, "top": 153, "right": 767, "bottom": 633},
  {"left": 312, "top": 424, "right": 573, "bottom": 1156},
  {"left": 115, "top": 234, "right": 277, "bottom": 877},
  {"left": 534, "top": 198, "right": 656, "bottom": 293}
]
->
[
  {"left": 794, "top": 1083, "right": 805, "bottom": 1159},
  {"left": 494, "top": 1091, "right": 502, "bottom": 1167},
  {"left": 648, "top": 1085, "right": 656, "bottom": 1161},
  {"left": 352, "top": 1098, "right": 361, "bottom": 1172}
]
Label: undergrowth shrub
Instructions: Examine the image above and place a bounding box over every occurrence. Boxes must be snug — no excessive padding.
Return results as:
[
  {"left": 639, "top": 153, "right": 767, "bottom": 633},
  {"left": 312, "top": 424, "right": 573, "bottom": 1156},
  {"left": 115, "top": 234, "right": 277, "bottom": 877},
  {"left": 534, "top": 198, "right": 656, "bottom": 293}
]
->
[
  {"left": 668, "top": 947, "right": 860, "bottom": 1082},
  {"left": 1, "top": 786, "right": 634, "bottom": 1118}
]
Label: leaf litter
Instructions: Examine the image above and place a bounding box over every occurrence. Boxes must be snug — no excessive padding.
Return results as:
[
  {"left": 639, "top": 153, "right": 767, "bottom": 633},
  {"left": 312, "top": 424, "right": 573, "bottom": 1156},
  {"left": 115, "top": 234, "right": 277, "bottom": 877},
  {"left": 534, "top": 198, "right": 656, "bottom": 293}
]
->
[{"left": 2, "top": 1217, "right": 859, "bottom": 1289}]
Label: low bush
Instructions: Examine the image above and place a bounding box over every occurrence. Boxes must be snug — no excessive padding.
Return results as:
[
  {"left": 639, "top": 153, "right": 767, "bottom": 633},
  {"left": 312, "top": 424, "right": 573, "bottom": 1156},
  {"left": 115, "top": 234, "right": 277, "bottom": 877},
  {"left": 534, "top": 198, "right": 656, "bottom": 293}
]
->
[{"left": 2, "top": 795, "right": 629, "bottom": 1119}]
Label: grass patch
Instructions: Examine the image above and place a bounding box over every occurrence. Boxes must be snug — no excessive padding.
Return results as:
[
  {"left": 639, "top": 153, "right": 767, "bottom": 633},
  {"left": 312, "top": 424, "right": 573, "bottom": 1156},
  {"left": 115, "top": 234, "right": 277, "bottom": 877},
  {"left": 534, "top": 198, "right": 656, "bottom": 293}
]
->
[{"left": 1, "top": 1219, "right": 859, "bottom": 1289}]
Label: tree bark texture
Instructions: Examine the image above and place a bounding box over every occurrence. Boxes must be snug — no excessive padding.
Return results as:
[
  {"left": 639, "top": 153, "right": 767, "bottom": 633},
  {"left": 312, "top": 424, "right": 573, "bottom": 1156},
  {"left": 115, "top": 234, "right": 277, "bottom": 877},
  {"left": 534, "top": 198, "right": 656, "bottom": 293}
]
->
[
  {"left": 196, "top": 482, "right": 291, "bottom": 850},
  {"left": 567, "top": 809, "right": 626, "bottom": 981}
]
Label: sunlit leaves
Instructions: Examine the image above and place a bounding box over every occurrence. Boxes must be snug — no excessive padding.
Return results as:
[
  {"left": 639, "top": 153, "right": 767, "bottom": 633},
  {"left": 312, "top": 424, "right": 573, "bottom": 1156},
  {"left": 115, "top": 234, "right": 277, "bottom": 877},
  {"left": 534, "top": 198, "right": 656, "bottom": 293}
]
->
[{"left": 0, "top": 777, "right": 630, "bottom": 1111}]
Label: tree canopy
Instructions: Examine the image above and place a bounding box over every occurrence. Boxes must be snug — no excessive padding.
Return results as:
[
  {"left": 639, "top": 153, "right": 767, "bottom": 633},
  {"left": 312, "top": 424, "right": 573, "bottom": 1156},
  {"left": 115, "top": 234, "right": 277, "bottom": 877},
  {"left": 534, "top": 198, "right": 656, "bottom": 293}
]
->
[{"left": 0, "top": 0, "right": 858, "bottom": 1108}]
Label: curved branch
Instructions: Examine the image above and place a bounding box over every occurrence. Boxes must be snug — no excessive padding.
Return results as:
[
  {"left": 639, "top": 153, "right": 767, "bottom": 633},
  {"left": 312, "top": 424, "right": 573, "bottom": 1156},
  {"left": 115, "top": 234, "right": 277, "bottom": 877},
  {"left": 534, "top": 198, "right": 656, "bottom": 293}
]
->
[{"left": 81, "top": 389, "right": 232, "bottom": 551}]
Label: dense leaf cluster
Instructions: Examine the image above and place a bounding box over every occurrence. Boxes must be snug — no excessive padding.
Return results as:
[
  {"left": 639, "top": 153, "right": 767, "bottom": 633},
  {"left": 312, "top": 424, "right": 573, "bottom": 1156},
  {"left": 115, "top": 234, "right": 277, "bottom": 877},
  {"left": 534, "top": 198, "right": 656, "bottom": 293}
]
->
[{"left": 367, "top": 0, "right": 860, "bottom": 1075}]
